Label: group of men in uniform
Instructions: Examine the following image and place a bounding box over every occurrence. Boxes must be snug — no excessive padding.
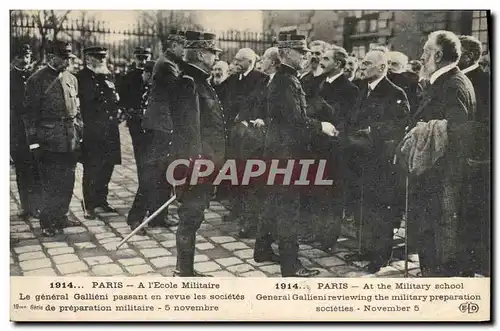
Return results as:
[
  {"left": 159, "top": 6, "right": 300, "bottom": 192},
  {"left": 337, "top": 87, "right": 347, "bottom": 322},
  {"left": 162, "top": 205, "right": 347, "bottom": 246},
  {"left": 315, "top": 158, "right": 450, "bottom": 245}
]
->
[{"left": 11, "top": 26, "right": 490, "bottom": 278}]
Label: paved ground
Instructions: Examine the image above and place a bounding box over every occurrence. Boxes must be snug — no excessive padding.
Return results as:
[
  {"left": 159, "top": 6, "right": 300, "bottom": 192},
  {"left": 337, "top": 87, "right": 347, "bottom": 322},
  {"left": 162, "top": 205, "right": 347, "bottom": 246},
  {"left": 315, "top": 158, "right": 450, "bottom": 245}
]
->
[{"left": 10, "top": 125, "right": 420, "bottom": 278}]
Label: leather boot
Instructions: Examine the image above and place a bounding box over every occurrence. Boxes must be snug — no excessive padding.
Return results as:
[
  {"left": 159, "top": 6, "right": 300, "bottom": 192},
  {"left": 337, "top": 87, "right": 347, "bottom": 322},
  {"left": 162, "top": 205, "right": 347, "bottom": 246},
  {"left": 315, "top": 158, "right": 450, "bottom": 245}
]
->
[{"left": 174, "top": 233, "right": 196, "bottom": 276}]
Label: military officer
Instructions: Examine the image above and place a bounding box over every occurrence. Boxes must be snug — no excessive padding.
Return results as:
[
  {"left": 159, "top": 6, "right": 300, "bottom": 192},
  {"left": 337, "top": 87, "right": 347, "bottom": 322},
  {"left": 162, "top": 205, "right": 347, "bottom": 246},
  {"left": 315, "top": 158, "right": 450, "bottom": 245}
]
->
[
  {"left": 23, "top": 41, "right": 83, "bottom": 236},
  {"left": 172, "top": 31, "right": 225, "bottom": 277},
  {"left": 135, "top": 30, "right": 186, "bottom": 230},
  {"left": 10, "top": 43, "right": 41, "bottom": 219},
  {"left": 77, "top": 46, "right": 121, "bottom": 219},
  {"left": 255, "top": 34, "right": 338, "bottom": 277},
  {"left": 126, "top": 59, "right": 157, "bottom": 235}
]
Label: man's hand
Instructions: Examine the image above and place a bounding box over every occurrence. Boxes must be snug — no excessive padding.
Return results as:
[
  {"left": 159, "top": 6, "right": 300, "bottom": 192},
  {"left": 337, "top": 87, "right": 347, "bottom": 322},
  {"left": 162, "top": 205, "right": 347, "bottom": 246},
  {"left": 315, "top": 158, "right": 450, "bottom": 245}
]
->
[
  {"left": 241, "top": 121, "right": 249, "bottom": 127},
  {"left": 321, "top": 122, "right": 339, "bottom": 137},
  {"left": 250, "top": 119, "right": 265, "bottom": 128},
  {"left": 29, "top": 144, "right": 43, "bottom": 161}
]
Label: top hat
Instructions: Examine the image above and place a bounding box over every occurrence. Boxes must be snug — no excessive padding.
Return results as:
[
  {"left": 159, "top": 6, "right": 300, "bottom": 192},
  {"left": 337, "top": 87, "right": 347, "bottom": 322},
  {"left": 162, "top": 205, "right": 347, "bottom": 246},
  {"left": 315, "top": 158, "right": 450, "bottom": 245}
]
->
[
  {"left": 83, "top": 46, "right": 108, "bottom": 57},
  {"left": 48, "top": 40, "right": 73, "bottom": 59},
  {"left": 133, "top": 46, "right": 152, "bottom": 56},
  {"left": 184, "top": 30, "right": 222, "bottom": 52},
  {"left": 277, "top": 34, "right": 311, "bottom": 52},
  {"left": 167, "top": 29, "right": 186, "bottom": 42}
]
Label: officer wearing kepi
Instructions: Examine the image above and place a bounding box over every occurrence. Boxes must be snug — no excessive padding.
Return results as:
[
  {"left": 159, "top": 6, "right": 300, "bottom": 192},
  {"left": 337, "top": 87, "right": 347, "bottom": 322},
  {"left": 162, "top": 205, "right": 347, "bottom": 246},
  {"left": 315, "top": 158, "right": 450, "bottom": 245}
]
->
[
  {"left": 254, "top": 34, "right": 338, "bottom": 277},
  {"left": 77, "top": 46, "right": 122, "bottom": 219},
  {"left": 10, "top": 43, "right": 41, "bottom": 220},
  {"left": 172, "top": 31, "right": 225, "bottom": 277},
  {"left": 23, "top": 41, "right": 83, "bottom": 236}
]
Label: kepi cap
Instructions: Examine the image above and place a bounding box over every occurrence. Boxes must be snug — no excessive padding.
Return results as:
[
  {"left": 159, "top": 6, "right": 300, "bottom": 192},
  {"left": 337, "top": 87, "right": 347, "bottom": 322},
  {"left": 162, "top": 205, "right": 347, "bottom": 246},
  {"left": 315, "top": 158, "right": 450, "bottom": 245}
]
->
[
  {"left": 184, "top": 30, "right": 222, "bottom": 52},
  {"left": 83, "top": 46, "right": 108, "bottom": 57},
  {"left": 48, "top": 40, "right": 73, "bottom": 59},
  {"left": 133, "top": 46, "right": 152, "bottom": 56},
  {"left": 167, "top": 29, "right": 186, "bottom": 42}
]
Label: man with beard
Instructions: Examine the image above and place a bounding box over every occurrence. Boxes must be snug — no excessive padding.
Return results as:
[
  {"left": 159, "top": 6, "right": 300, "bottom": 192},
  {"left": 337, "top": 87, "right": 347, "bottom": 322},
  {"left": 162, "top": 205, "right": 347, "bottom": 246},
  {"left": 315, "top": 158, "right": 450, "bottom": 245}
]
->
[
  {"left": 299, "top": 40, "right": 328, "bottom": 97},
  {"left": 11, "top": 44, "right": 41, "bottom": 220},
  {"left": 256, "top": 34, "right": 338, "bottom": 277},
  {"left": 345, "top": 49, "right": 409, "bottom": 273},
  {"left": 409, "top": 30, "right": 476, "bottom": 277},
  {"left": 136, "top": 30, "right": 186, "bottom": 231},
  {"left": 457, "top": 35, "right": 490, "bottom": 276},
  {"left": 23, "top": 41, "right": 83, "bottom": 236},
  {"left": 78, "top": 46, "right": 121, "bottom": 220},
  {"left": 172, "top": 31, "right": 225, "bottom": 277},
  {"left": 317, "top": 46, "right": 360, "bottom": 248},
  {"left": 387, "top": 51, "right": 422, "bottom": 114},
  {"left": 225, "top": 47, "right": 267, "bottom": 237}
]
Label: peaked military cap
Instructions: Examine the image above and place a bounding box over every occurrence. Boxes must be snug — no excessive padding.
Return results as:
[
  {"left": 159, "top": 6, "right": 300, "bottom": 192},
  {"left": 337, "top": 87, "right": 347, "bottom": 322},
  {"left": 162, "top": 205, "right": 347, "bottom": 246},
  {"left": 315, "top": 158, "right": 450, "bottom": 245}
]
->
[
  {"left": 83, "top": 46, "right": 108, "bottom": 56},
  {"left": 277, "top": 34, "right": 311, "bottom": 52},
  {"left": 17, "top": 44, "right": 32, "bottom": 56},
  {"left": 184, "top": 30, "right": 223, "bottom": 52},
  {"left": 48, "top": 40, "right": 73, "bottom": 59},
  {"left": 133, "top": 46, "right": 152, "bottom": 56},
  {"left": 144, "top": 60, "right": 156, "bottom": 73},
  {"left": 167, "top": 29, "right": 186, "bottom": 42}
]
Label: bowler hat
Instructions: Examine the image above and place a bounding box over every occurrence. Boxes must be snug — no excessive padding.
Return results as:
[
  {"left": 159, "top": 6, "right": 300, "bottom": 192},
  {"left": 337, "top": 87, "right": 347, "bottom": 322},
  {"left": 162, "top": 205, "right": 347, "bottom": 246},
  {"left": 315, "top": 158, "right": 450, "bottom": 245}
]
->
[
  {"left": 277, "top": 34, "right": 311, "bottom": 52},
  {"left": 184, "top": 30, "right": 223, "bottom": 52},
  {"left": 47, "top": 40, "right": 73, "bottom": 59}
]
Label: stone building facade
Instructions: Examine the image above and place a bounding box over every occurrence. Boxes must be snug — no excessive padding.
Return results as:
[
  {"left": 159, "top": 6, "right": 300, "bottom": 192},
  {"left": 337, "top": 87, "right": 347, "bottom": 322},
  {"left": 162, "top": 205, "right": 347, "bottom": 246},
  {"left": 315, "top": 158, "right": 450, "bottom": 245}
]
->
[{"left": 263, "top": 10, "right": 490, "bottom": 60}]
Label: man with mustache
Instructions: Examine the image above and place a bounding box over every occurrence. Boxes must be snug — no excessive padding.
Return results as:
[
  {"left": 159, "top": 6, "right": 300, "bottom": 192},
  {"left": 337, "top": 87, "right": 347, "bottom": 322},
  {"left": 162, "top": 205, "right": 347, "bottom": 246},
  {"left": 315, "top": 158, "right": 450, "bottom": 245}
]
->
[
  {"left": 23, "top": 41, "right": 83, "bottom": 236},
  {"left": 225, "top": 47, "right": 268, "bottom": 237},
  {"left": 299, "top": 40, "right": 328, "bottom": 97},
  {"left": 11, "top": 43, "right": 41, "bottom": 220},
  {"left": 409, "top": 30, "right": 476, "bottom": 276},
  {"left": 78, "top": 46, "right": 122, "bottom": 220}
]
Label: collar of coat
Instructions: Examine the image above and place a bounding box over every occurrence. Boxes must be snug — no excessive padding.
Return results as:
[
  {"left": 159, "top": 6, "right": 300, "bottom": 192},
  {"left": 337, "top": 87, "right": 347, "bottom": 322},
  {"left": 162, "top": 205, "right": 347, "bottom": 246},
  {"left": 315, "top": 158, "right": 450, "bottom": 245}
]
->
[
  {"left": 183, "top": 63, "right": 211, "bottom": 80},
  {"left": 279, "top": 63, "right": 298, "bottom": 76},
  {"left": 165, "top": 51, "right": 183, "bottom": 65}
]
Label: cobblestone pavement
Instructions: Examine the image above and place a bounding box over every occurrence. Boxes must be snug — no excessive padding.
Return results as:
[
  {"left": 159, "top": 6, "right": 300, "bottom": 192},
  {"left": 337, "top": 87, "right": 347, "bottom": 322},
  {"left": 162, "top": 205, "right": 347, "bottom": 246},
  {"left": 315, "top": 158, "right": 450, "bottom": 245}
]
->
[{"left": 10, "top": 125, "right": 420, "bottom": 278}]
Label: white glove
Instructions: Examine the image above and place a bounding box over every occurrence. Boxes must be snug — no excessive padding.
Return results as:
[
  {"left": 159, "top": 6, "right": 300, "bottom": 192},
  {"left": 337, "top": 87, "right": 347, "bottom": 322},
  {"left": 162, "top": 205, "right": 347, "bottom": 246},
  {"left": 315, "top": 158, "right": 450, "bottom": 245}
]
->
[
  {"left": 321, "top": 122, "right": 339, "bottom": 137},
  {"left": 250, "top": 119, "right": 265, "bottom": 128}
]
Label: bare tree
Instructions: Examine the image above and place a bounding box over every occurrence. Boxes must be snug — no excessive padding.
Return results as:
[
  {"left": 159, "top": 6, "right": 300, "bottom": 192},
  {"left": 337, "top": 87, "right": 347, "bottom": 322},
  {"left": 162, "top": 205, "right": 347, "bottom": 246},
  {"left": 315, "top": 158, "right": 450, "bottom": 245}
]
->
[{"left": 32, "top": 10, "right": 71, "bottom": 61}]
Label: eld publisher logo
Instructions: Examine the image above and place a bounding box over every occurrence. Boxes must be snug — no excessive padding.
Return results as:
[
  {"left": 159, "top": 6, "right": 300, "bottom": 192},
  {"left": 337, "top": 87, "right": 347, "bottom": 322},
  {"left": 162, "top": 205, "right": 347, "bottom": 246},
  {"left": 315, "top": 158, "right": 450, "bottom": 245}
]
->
[{"left": 459, "top": 302, "right": 479, "bottom": 314}]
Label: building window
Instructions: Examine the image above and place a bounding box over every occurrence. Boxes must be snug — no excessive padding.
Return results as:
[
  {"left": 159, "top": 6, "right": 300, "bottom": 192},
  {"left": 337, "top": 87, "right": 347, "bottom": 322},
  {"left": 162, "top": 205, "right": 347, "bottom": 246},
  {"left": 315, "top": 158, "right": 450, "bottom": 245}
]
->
[
  {"left": 472, "top": 10, "right": 489, "bottom": 52},
  {"left": 357, "top": 20, "right": 367, "bottom": 33},
  {"left": 378, "top": 19, "right": 387, "bottom": 29},
  {"left": 369, "top": 19, "right": 378, "bottom": 32}
]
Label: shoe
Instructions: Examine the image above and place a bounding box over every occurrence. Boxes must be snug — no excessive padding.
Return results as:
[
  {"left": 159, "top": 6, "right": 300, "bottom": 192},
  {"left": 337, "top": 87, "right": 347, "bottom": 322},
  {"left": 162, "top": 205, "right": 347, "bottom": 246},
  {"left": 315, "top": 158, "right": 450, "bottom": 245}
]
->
[
  {"left": 83, "top": 209, "right": 97, "bottom": 220},
  {"left": 32, "top": 209, "right": 41, "bottom": 219},
  {"left": 41, "top": 227, "right": 56, "bottom": 237},
  {"left": 363, "top": 263, "right": 382, "bottom": 274},
  {"left": 130, "top": 222, "right": 146, "bottom": 236},
  {"left": 238, "top": 229, "right": 251, "bottom": 239},
  {"left": 17, "top": 210, "right": 31, "bottom": 220},
  {"left": 254, "top": 253, "right": 280, "bottom": 264},
  {"left": 288, "top": 267, "right": 320, "bottom": 277},
  {"left": 173, "top": 270, "right": 213, "bottom": 277},
  {"left": 97, "top": 203, "right": 118, "bottom": 213},
  {"left": 59, "top": 216, "right": 82, "bottom": 228},
  {"left": 344, "top": 252, "right": 370, "bottom": 262}
]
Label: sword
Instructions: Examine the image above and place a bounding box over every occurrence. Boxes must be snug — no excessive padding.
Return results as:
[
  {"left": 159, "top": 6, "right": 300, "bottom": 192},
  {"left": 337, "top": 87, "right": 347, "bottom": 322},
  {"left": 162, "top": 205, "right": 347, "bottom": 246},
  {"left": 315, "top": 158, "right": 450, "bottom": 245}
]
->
[
  {"left": 404, "top": 175, "right": 409, "bottom": 278},
  {"left": 116, "top": 194, "right": 177, "bottom": 250}
]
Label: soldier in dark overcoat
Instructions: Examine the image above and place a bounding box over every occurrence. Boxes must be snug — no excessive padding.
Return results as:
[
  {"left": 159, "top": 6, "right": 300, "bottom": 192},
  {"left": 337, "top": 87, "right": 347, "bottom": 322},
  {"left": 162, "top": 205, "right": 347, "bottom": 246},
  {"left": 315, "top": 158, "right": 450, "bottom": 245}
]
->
[
  {"left": 345, "top": 49, "right": 410, "bottom": 274},
  {"left": 172, "top": 31, "right": 225, "bottom": 277},
  {"left": 10, "top": 44, "right": 41, "bottom": 219},
  {"left": 23, "top": 41, "right": 83, "bottom": 236},
  {"left": 134, "top": 30, "right": 186, "bottom": 230},
  {"left": 255, "top": 34, "right": 338, "bottom": 277},
  {"left": 77, "top": 46, "right": 121, "bottom": 219}
]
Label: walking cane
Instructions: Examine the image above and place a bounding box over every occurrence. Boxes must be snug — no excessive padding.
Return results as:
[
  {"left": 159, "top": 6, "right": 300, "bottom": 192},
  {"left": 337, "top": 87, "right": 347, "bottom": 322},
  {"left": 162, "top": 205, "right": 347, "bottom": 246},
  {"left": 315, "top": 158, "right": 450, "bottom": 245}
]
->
[
  {"left": 404, "top": 175, "right": 409, "bottom": 278},
  {"left": 116, "top": 194, "right": 177, "bottom": 250},
  {"left": 76, "top": 163, "right": 88, "bottom": 215},
  {"left": 358, "top": 167, "right": 364, "bottom": 255}
]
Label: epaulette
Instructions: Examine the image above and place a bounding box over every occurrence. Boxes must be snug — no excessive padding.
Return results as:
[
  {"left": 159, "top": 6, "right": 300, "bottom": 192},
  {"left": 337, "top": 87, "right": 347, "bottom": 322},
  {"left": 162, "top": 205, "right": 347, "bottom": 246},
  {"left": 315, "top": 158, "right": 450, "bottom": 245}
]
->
[{"left": 181, "top": 74, "right": 194, "bottom": 82}]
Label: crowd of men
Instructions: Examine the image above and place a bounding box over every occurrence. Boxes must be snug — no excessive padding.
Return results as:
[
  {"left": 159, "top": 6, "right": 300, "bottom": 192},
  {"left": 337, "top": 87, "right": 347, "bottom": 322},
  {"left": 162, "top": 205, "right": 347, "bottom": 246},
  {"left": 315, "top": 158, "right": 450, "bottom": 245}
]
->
[{"left": 10, "top": 27, "right": 490, "bottom": 278}]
